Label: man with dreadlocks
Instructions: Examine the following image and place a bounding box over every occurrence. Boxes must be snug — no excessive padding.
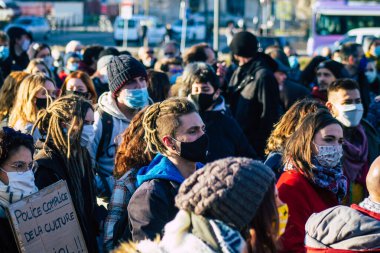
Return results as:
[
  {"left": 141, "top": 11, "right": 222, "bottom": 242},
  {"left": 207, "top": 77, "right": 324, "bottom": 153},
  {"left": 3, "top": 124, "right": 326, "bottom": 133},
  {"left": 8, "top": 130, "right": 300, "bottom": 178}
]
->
[
  {"left": 33, "top": 95, "right": 98, "bottom": 252},
  {"left": 89, "top": 54, "right": 149, "bottom": 201},
  {"left": 127, "top": 98, "right": 208, "bottom": 241}
]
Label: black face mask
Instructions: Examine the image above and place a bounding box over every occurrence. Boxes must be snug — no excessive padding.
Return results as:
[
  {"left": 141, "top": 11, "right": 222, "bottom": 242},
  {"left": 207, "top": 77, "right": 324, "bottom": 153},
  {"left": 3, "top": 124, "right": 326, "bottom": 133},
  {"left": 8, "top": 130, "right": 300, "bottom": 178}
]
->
[
  {"left": 190, "top": 93, "right": 215, "bottom": 112},
  {"left": 65, "top": 90, "right": 90, "bottom": 99},
  {"left": 35, "top": 98, "right": 48, "bottom": 110},
  {"left": 173, "top": 134, "right": 209, "bottom": 162}
]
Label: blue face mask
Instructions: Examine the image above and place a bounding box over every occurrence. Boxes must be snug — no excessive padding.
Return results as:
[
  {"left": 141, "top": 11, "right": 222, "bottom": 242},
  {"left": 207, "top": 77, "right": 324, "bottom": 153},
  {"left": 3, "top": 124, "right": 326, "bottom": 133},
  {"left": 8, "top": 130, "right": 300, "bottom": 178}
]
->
[
  {"left": 124, "top": 87, "right": 149, "bottom": 109},
  {"left": 374, "top": 46, "right": 380, "bottom": 57},
  {"left": 288, "top": 55, "right": 299, "bottom": 69},
  {"left": 0, "top": 46, "right": 9, "bottom": 60}
]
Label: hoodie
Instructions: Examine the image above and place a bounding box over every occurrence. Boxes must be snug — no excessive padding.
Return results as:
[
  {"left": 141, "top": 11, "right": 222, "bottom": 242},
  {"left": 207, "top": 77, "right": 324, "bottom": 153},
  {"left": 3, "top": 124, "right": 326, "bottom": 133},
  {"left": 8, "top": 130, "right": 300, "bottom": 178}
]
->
[
  {"left": 128, "top": 154, "right": 203, "bottom": 241},
  {"left": 89, "top": 92, "right": 131, "bottom": 192}
]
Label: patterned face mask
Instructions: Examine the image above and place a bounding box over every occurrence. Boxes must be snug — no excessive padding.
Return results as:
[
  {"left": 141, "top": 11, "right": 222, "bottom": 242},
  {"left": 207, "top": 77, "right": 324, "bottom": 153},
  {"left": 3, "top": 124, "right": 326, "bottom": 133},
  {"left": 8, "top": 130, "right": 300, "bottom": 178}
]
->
[{"left": 314, "top": 143, "right": 343, "bottom": 168}]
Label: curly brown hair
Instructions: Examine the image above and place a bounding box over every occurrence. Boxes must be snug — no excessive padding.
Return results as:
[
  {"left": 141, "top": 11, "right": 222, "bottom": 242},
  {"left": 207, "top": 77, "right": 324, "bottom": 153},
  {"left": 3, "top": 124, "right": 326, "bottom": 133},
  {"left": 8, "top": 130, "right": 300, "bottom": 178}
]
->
[{"left": 114, "top": 108, "right": 154, "bottom": 179}]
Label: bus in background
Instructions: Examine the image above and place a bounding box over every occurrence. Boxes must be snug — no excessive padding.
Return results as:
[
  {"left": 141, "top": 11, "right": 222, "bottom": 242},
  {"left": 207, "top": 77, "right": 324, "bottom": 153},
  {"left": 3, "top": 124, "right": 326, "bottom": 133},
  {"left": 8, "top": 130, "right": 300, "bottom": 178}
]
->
[{"left": 307, "top": 0, "right": 380, "bottom": 55}]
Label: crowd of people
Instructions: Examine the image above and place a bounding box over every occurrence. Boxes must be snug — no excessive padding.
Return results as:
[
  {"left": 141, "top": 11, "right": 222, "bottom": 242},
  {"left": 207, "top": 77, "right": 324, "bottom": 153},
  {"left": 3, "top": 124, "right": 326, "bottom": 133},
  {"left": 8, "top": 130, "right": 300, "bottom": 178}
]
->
[{"left": 0, "top": 25, "right": 380, "bottom": 253}]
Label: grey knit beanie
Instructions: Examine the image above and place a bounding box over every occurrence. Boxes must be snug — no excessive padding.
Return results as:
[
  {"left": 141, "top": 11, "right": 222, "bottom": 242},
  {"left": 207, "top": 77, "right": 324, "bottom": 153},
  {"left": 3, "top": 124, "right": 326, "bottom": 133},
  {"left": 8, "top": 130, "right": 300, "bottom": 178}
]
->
[
  {"left": 175, "top": 157, "right": 275, "bottom": 231},
  {"left": 97, "top": 55, "right": 113, "bottom": 72},
  {"left": 107, "top": 55, "right": 147, "bottom": 98}
]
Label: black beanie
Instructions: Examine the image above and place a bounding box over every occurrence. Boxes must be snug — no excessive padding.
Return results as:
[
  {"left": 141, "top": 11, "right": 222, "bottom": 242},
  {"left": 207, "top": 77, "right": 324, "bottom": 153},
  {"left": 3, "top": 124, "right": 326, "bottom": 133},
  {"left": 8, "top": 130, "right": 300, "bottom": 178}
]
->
[
  {"left": 316, "top": 60, "right": 345, "bottom": 79},
  {"left": 107, "top": 55, "right": 147, "bottom": 97},
  {"left": 229, "top": 31, "right": 258, "bottom": 58}
]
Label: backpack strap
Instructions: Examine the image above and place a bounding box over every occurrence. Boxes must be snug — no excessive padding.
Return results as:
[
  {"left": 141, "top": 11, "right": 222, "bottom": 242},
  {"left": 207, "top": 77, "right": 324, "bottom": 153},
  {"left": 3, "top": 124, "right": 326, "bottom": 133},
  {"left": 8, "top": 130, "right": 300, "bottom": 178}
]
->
[{"left": 96, "top": 107, "right": 114, "bottom": 162}]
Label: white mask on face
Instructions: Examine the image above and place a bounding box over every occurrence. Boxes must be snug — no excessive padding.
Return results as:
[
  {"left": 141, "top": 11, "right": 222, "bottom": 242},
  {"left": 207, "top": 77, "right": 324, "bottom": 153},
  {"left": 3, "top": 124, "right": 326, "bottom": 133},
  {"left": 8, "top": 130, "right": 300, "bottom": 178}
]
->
[
  {"left": 333, "top": 103, "right": 364, "bottom": 127},
  {"left": 80, "top": 125, "right": 95, "bottom": 147},
  {"left": 365, "top": 70, "right": 377, "bottom": 83},
  {"left": 1, "top": 168, "right": 37, "bottom": 195},
  {"left": 314, "top": 143, "right": 343, "bottom": 168},
  {"left": 21, "top": 39, "right": 31, "bottom": 52}
]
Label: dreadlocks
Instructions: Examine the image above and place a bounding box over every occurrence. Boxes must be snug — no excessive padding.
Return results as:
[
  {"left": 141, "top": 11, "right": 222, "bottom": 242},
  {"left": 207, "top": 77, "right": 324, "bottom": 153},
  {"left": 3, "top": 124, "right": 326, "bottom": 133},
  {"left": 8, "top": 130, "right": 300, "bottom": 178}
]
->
[
  {"left": 33, "top": 94, "right": 95, "bottom": 228},
  {"left": 143, "top": 97, "right": 197, "bottom": 156}
]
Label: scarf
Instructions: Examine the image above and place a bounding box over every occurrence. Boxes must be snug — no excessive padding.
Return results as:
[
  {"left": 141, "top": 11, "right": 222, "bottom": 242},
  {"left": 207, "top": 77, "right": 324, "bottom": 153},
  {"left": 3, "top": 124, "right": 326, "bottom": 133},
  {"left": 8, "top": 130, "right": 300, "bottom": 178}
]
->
[
  {"left": 285, "top": 159, "right": 347, "bottom": 202},
  {"left": 359, "top": 197, "right": 380, "bottom": 214},
  {"left": 343, "top": 125, "right": 368, "bottom": 182}
]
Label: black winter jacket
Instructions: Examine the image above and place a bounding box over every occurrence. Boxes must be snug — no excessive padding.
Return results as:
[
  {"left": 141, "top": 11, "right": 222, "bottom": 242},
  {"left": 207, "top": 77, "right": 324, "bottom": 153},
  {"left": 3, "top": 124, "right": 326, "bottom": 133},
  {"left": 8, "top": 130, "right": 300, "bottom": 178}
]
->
[
  {"left": 228, "top": 53, "right": 281, "bottom": 158},
  {"left": 33, "top": 141, "right": 99, "bottom": 253}
]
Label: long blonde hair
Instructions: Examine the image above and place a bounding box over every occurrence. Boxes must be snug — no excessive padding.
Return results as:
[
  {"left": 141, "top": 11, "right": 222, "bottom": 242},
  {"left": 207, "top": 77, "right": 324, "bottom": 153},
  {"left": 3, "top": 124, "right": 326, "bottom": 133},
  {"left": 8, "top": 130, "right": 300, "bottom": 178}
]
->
[
  {"left": 8, "top": 74, "right": 54, "bottom": 129},
  {"left": 0, "top": 71, "right": 30, "bottom": 121}
]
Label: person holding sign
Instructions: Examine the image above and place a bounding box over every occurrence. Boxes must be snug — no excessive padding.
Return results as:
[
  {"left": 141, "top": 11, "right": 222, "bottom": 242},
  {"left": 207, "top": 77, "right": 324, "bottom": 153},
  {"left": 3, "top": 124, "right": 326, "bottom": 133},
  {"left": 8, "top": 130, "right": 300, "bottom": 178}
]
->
[
  {"left": 33, "top": 94, "right": 98, "bottom": 252},
  {"left": 0, "top": 127, "right": 37, "bottom": 252}
]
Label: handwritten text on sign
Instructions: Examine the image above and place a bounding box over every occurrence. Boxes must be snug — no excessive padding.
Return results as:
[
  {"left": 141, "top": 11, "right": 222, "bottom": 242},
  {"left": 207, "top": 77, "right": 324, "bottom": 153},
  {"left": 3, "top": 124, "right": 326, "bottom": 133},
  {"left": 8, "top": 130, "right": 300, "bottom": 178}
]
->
[{"left": 7, "top": 180, "right": 87, "bottom": 253}]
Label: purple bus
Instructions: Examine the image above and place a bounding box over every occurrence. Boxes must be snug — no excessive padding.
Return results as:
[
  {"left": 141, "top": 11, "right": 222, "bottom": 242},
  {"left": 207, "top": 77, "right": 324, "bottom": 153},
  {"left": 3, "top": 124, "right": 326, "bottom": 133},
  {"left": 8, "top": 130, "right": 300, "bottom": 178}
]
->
[{"left": 307, "top": 0, "right": 380, "bottom": 55}]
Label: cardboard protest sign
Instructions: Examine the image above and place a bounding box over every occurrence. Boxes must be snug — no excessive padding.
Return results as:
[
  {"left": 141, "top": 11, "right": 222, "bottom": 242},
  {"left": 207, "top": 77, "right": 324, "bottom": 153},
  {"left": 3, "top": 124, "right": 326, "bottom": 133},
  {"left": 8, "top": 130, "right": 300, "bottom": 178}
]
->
[{"left": 6, "top": 180, "right": 87, "bottom": 253}]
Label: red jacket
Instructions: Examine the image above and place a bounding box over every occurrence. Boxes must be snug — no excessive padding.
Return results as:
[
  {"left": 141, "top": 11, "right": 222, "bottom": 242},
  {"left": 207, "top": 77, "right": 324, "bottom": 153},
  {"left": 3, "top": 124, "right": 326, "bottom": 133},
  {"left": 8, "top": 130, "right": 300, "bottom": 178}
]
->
[{"left": 277, "top": 171, "right": 338, "bottom": 253}]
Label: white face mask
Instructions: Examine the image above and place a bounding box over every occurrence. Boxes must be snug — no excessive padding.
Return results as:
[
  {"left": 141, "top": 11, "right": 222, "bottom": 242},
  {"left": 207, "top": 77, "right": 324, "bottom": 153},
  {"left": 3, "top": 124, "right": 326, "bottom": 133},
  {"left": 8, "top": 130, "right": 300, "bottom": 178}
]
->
[
  {"left": 0, "top": 168, "right": 37, "bottom": 195},
  {"left": 81, "top": 125, "right": 95, "bottom": 147},
  {"left": 314, "top": 143, "right": 343, "bottom": 168},
  {"left": 42, "top": 56, "right": 54, "bottom": 69},
  {"left": 365, "top": 70, "right": 377, "bottom": 83},
  {"left": 21, "top": 39, "right": 31, "bottom": 52},
  {"left": 333, "top": 103, "right": 364, "bottom": 127}
]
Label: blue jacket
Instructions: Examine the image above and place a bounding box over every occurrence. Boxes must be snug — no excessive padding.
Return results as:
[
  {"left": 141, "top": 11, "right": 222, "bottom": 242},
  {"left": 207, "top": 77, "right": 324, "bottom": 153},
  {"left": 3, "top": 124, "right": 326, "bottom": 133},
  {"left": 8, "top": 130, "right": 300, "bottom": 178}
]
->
[{"left": 128, "top": 154, "right": 203, "bottom": 241}]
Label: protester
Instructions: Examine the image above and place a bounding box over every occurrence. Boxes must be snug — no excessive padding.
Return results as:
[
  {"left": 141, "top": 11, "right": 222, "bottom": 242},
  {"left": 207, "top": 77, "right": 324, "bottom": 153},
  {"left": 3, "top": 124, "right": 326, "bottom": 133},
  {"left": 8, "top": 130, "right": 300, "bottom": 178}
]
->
[
  {"left": 25, "top": 58, "right": 52, "bottom": 78},
  {"left": 27, "top": 43, "right": 52, "bottom": 62},
  {"left": 227, "top": 31, "right": 280, "bottom": 158},
  {"left": 366, "top": 38, "right": 380, "bottom": 71},
  {"left": 79, "top": 45, "right": 104, "bottom": 76},
  {"left": 6, "top": 27, "right": 31, "bottom": 71},
  {"left": 65, "top": 40, "right": 83, "bottom": 55},
  {"left": 33, "top": 95, "right": 98, "bottom": 252},
  {"left": 161, "top": 41, "right": 180, "bottom": 59},
  {"left": 326, "top": 79, "right": 380, "bottom": 204},
  {"left": 90, "top": 55, "right": 149, "bottom": 201},
  {"left": 92, "top": 54, "right": 113, "bottom": 97},
  {"left": 0, "top": 127, "right": 37, "bottom": 253},
  {"left": 179, "top": 62, "right": 257, "bottom": 162},
  {"left": 8, "top": 74, "right": 57, "bottom": 140},
  {"left": 146, "top": 70, "right": 171, "bottom": 102},
  {"left": 273, "top": 59, "right": 310, "bottom": 110},
  {"left": 60, "top": 71, "right": 98, "bottom": 104},
  {"left": 277, "top": 110, "right": 347, "bottom": 252},
  {"left": 300, "top": 55, "right": 327, "bottom": 88},
  {"left": 154, "top": 56, "right": 183, "bottom": 84},
  {"left": 305, "top": 155, "right": 380, "bottom": 251},
  {"left": 0, "top": 71, "right": 29, "bottom": 124},
  {"left": 340, "top": 42, "right": 371, "bottom": 117},
  {"left": 312, "top": 59, "right": 347, "bottom": 102},
  {"left": 58, "top": 51, "right": 82, "bottom": 82},
  {"left": 265, "top": 99, "right": 326, "bottom": 179},
  {"left": 0, "top": 31, "right": 11, "bottom": 80},
  {"left": 103, "top": 108, "right": 154, "bottom": 251},
  {"left": 138, "top": 46, "right": 157, "bottom": 69},
  {"left": 183, "top": 43, "right": 216, "bottom": 65},
  {"left": 365, "top": 57, "right": 380, "bottom": 96},
  {"left": 128, "top": 98, "right": 206, "bottom": 241}
]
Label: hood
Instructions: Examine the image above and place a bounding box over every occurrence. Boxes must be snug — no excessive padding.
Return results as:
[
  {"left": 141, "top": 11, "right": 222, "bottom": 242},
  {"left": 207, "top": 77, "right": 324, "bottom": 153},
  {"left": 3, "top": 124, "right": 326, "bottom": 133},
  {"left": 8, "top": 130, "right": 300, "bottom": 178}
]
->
[
  {"left": 98, "top": 92, "right": 130, "bottom": 122},
  {"left": 136, "top": 154, "right": 203, "bottom": 186},
  {"left": 305, "top": 205, "right": 380, "bottom": 250}
]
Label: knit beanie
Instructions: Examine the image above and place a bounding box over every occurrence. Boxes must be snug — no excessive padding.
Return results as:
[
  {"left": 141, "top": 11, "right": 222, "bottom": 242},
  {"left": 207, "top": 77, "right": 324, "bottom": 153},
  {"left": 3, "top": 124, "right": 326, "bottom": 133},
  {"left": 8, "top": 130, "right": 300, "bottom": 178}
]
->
[
  {"left": 316, "top": 60, "right": 345, "bottom": 79},
  {"left": 229, "top": 31, "right": 258, "bottom": 58},
  {"left": 175, "top": 157, "right": 275, "bottom": 231},
  {"left": 107, "top": 55, "right": 147, "bottom": 97},
  {"left": 97, "top": 55, "right": 113, "bottom": 71}
]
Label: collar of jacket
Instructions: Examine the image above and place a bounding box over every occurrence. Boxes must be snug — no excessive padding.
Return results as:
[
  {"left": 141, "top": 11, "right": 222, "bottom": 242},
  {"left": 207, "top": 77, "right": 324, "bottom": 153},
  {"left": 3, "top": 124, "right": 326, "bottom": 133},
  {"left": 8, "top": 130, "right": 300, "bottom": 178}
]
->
[
  {"left": 351, "top": 203, "right": 380, "bottom": 221},
  {"left": 136, "top": 154, "right": 203, "bottom": 186}
]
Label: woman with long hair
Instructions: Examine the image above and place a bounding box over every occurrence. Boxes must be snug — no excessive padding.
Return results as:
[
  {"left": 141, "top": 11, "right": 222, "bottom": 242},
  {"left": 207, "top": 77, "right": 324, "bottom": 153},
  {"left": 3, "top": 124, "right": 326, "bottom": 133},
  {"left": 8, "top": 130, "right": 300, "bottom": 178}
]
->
[
  {"left": 25, "top": 58, "right": 52, "bottom": 78},
  {"left": 277, "top": 110, "right": 347, "bottom": 252},
  {"left": 60, "top": 70, "right": 98, "bottom": 104},
  {"left": 8, "top": 74, "right": 57, "bottom": 140},
  {"left": 128, "top": 97, "right": 207, "bottom": 241},
  {"left": 0, "top": 71, "right": 29, "bottom": 124},
  {"left": 103, "top": 108, "right": 155, "bottom": 251},
  {"left": 265, "top": 99, "right": 327, "bottom": 179},
  {"left": 33, "top": 95, "right": 98, "bottom": 252}
]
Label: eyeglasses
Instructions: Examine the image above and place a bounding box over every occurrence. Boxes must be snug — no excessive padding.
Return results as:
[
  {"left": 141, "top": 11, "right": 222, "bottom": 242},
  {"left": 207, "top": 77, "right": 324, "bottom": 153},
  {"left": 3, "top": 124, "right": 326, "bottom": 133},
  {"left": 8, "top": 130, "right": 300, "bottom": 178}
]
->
[{"left": 1, "top": 160, "right": 38, "bottom": 174}]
